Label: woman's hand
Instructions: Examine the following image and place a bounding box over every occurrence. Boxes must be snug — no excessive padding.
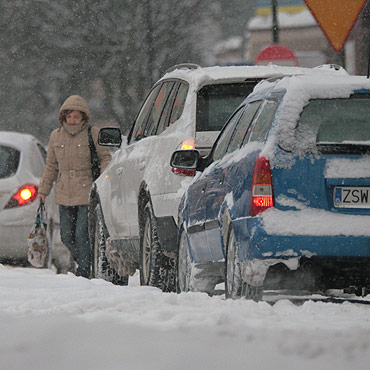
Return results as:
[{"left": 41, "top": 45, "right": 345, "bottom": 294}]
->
[{"left": 37, "top": 194, "right": 46, "bottom": 203}]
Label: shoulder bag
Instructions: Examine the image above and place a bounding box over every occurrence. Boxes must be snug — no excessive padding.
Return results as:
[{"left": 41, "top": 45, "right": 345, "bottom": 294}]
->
[{"left": 88, "top": 126, "right": 101, "bottom": 181}]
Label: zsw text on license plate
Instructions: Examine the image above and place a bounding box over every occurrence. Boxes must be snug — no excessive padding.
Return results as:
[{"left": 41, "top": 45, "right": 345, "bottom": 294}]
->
[{"left": 334, "top": 187, "right": 370, "bottom": 208}]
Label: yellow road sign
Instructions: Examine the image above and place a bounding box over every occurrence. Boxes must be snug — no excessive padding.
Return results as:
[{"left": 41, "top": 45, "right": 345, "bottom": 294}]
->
[{"left": 304, "top": 0, "right": 366, "bottom": 52}]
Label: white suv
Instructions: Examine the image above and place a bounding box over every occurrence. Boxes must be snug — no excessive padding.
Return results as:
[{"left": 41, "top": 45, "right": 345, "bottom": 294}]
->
[{"left": 89, "top": 63, "right": 346, "bottom": 290}]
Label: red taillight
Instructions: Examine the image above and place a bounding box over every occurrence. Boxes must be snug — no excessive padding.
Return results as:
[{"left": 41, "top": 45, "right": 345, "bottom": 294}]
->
[
  {"left": 171, "top": 167, "right": 196, "bottom": 176},
  {"left": 250, "top": 157, "right": 273, "bottom": 216},
  {"left": 5, "top": 184, "right": 38, "bottom": 209}
]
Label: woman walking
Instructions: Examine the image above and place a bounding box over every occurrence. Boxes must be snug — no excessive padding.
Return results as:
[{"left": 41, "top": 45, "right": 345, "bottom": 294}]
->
[{"left": 38, "top": 95, "right": 112, "bottom": 278}]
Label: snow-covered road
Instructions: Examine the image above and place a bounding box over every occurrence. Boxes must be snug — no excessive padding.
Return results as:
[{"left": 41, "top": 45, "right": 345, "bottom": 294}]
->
[{"left": 1, "top": 265, "right": 370, "bottom": 370}]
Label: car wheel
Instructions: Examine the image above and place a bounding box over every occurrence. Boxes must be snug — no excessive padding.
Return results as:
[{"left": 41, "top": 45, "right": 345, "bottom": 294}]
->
[
  {"left": 92, "top": 204, "right": 128, "bottom": 285},
  {"left": 177, "top": 229, "right": 192, "bottom": 292},
  {"left": 140, "top": 202, "right": 175, "bottom": 292},
  {"left": 225, "top": 226, "right": 242, "bottom": 299}
]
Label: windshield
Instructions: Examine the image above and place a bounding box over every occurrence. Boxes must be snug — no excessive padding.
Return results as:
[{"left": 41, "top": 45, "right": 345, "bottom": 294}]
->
[
  {"left": 280, "top": 94, "right": 370, "bottom": 154},
  {"left": 196, "top": 82, "right": 257, "bottom": 132},
  {"left": 0, "top": 145, "right": 20, "bottom": 179}
]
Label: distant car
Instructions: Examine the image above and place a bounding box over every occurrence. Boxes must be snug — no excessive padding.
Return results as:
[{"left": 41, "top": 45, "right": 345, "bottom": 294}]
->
[
  {"left": 91, "top": 63, "right": 339, "bottom": 290},
  {"left": 0, "top": 131, "right": 57, "bottom": 265},
  {"left": 171, "top": 74, "right": 370, "bottom": 300}
]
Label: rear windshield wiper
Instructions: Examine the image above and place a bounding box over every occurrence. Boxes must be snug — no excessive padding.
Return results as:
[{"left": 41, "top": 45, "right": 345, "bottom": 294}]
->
[{"left": 316, "top": 142, "right": 370, "bottom": 154}]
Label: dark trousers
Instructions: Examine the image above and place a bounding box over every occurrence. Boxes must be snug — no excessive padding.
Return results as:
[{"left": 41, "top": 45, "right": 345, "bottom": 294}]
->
[{"left": 59, "top": 205, "right": 91, "bottom": 278}]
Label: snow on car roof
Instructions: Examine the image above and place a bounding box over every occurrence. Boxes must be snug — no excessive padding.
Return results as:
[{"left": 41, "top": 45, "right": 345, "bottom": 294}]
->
[
  {"left": 0, "top": 131, "right": 40, "bottom": 150},
  {"left": 255, "top": 74, "right": 370, "bottom": 159},
  {"left": 161, "top": 64, "right": 347, "bottom": 88},
  {"left": 257, "top": 74, "right": 370, "bottom": 98}
]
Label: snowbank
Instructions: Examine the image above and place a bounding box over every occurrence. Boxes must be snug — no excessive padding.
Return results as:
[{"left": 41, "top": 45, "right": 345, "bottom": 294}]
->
[{"left": 0, "top": 266, "right": 370, "bottom": 370}]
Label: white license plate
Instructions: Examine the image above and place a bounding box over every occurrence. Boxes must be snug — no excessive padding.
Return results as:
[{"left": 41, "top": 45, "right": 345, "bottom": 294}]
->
[{"left": 334, "top": 187, "right": 370, "bottom": 208}]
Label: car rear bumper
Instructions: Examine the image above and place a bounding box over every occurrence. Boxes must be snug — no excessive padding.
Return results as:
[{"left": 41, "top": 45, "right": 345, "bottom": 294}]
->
[
  {"left": 232, "top": 214, "right": 370, "bottom": 287},
  {"left": 233, "top": 210, "right": 370, "bottom": 261},
  {"left": 0, "top": 224, "right": 31, "bottom": 261}
]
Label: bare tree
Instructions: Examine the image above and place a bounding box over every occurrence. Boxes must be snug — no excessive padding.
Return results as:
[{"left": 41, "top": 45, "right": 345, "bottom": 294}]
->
[{"left": 0, "top": 0, "right": 224, "bottom": 141}]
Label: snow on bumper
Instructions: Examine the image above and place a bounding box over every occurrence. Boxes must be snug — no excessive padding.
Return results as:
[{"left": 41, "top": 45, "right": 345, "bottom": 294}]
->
[
  {"left": 233, "top": 207, "right": 370, "bottom": 286},
  {"left": 242, "top": 257, "right": 299, "bottom": 287},
  {"left": 261, "top": 208, "right": 370, "bottom": 237}
]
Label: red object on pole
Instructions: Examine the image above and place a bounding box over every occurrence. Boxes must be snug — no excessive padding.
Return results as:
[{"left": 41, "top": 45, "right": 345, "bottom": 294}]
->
[{"left": 256, "top": 44, "right": 299, "bottom": 66}]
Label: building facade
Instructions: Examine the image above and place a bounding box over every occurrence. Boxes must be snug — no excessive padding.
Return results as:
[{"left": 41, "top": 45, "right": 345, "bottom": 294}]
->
[{"left": 214, "top": 0, "right": 370, "bottom": 75}]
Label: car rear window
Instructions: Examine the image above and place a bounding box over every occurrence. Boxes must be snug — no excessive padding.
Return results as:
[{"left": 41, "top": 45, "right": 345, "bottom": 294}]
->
[
  {"left": 196, "top": 82, "right": 257, "bottom": 132},
  {"left": 280, "top": 94, "right": 370, "bottom": 154},
  {"left": 0, "top": 145, "right": 20, "bottom": 178}
]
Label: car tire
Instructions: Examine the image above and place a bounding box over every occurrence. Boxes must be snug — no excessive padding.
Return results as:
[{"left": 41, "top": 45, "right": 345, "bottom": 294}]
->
[
  {"left": 225, "top": 226, "right": 242, "bottom": 299},
  {"left": 177, "top": 229, "right": 192, "bottom": 293},
  {"left": 139, "top": 202, "right": 176, "bottom": 292},
  {"left": 92, "top": 204, "right": 128, "bottom": 285}
]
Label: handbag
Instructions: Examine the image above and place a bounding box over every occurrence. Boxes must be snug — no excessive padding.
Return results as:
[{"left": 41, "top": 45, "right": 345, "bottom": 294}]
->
[
  {"left": 27, "top": 202, "right": 49, "bottom": 268},
  {"left": 88, "top": 126, "right": 101, "bottom": 181}
]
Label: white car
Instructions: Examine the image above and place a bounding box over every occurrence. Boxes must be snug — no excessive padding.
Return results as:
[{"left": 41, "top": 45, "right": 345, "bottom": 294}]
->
[
  {"left": 0, "top": 131, "right": 57, "bottom": 265},
  {"left": 89, "top": 63, "right": 347, "bottom": 291}
]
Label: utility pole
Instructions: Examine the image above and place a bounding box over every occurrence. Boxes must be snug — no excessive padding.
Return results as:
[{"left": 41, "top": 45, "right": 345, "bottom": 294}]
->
[
  {"left": 144, "top": 0, "right": 155, "bottom": 85},
  {"left": 272, "top": 0, "right": 279, "bottom": 44},
  {"left": 367, "top": 44, "right": 370, "bottom": 78}
]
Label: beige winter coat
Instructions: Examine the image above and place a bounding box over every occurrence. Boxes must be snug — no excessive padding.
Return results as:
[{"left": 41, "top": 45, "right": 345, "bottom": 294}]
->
[{"left": 39, "top": 95, "right": 112, "bottom": 206}]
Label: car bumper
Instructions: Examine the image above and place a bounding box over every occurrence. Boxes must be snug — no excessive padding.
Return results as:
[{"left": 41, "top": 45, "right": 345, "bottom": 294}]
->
[
  {"left": 0, "top": 224, "right": 31, "bottom": 261},
  {"left": 0, "top": 204, "right": 40, "bottom": 262},
  {"left": 233, "top": 210, "right": 370, "bottom": 261},
  {"left": 232, "top": 211, "right": 370, "bottom": 286}
]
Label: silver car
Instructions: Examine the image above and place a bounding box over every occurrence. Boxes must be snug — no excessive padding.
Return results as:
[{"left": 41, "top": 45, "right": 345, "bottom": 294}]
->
[{"left": 0, "top": 131, "right": 57, "bottom": 265}]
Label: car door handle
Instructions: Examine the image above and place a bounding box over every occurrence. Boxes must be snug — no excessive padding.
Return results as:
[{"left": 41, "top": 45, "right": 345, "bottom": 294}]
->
[{"left": 116, "top": 167, "right": 123, "bottom": 175}]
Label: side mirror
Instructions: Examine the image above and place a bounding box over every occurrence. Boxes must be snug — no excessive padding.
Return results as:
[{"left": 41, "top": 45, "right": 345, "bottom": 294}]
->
[
  {"left": 98, "top": 127, "right": 122, "bottom": 147},
  {"left": 170, "top": 150, "right": 201, "bottom": 176},
  {"left": 170, "top": 150, "right": 200, "bottom": 169}
]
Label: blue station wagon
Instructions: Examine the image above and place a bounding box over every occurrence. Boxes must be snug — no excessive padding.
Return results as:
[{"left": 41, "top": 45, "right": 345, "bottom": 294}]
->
[{"left": 171, "top": 74, "right": 370, "bottom": 301}]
